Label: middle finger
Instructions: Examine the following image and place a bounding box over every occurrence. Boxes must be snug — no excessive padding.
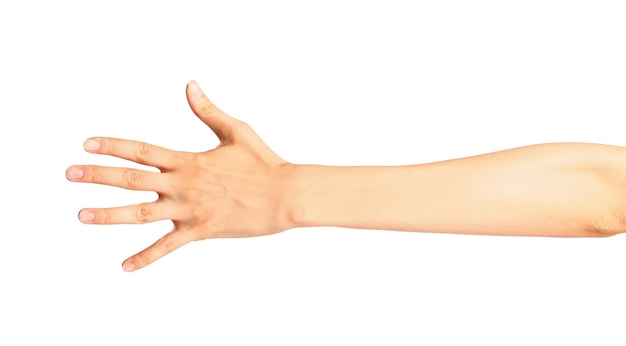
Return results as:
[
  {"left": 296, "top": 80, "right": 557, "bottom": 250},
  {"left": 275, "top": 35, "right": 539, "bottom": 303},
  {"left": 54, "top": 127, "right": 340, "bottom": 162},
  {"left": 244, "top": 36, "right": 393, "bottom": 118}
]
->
[{"left": 67, "top": 165, "right": 167, "bottom": 192}]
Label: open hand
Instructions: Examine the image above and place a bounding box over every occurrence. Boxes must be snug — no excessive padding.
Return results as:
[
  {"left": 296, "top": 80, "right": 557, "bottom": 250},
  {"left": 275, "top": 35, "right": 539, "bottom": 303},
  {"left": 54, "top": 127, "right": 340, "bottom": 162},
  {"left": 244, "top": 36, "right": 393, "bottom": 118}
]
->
[{"left": 66, "top": 81, "right": 295, "bottom": 271}]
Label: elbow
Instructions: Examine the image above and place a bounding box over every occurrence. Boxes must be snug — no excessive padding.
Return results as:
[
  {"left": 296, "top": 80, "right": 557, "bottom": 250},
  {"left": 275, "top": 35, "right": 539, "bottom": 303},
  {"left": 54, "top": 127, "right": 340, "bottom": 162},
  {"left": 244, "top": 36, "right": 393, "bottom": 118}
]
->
[
  {"left": 589, "top": 147, "right": 626, "bottom": 237},
  {"left": 587, "top": 213, "right": 626, "bottom": 237}
]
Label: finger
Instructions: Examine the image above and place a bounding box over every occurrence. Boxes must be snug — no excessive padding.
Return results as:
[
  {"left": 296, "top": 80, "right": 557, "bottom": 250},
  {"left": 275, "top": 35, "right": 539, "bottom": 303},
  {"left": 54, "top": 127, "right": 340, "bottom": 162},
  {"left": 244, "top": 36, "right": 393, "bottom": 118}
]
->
[
  {"left": 186, "top": 80, "right": 234, "bottom": 141},
  {"left": 78, "top": 201, "right": 171, "bottom": 225},
  {"left": 83, "top": 137, "right": 180, "bottom": 170},
  {"left": 66, "top": 165, "right": 167, "bottom": 192},
  {"left": 122, "top": 228, "right": 193, "bottom": 272}
]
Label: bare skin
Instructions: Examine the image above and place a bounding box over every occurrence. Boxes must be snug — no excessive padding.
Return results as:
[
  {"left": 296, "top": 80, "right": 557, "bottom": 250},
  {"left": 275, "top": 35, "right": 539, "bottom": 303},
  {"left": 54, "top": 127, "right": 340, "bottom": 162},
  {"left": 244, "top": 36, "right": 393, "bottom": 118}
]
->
[{"left": 66, "top": 81, "right": 626, "bottom": 272}]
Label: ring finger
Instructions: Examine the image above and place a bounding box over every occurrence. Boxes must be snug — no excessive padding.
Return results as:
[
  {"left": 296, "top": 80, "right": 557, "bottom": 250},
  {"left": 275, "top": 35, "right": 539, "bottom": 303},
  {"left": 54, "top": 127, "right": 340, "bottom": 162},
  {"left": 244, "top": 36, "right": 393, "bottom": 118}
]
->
[{"left": 78, "top": 201, "right": 172, "bottom": 225}]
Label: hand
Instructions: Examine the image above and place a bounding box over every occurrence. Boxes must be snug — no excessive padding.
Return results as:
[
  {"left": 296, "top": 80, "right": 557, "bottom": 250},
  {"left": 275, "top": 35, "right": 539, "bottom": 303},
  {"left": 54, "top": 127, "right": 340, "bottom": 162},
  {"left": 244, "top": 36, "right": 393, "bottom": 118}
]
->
[{"left": 66, "top": 81, "right": 295, "bottom": 272}]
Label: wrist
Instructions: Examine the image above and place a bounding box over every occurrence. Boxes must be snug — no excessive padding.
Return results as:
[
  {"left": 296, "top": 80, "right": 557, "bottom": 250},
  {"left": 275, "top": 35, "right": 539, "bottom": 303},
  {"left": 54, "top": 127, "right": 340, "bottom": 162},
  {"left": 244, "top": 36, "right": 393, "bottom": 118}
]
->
[
  {"left": 275, "top": 163, "right": 309, "bottom": 230},
  {"left": 280, "top": 164, "right": 368, "bottom": 230},
  {"left": 278, "top": 164, "right": 337, "bottom": 230}
]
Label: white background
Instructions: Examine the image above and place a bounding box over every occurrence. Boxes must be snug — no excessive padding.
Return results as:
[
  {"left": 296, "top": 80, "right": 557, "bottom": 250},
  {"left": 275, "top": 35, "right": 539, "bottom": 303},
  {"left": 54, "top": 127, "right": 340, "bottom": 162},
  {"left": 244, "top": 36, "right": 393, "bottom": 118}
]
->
[{"left": 1, "top": 1, "right": 626, "bottom": 345}]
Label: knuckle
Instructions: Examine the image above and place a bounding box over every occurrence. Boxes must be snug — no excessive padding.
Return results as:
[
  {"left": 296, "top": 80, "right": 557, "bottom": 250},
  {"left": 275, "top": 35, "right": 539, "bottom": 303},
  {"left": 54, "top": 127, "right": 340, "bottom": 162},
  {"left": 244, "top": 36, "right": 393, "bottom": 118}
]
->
[
  {"left": 160, "top": 239, "right": 177, "bottom": 254},
  {"left": 100, "top": 138, "right": 115, "bottom": 154},
  {"left": 183, "top": 150, "right": 198, "bottom": 163},
  {"left": 223, "top": 119, "right": 251, "bottom": 142},
  {"left": 124, "top": 169, "right": 142, "bottom": 188},
  {"left": 101, "top": 209, "right": 112, "bottom": 224},
  {"left": 135, "top": 203, "right": 151, "bottom": 223},
  {"left": 171, "top": 151, "right": 190, "bottom": 169},
  {"left": 134, "top": 251, "right": 151, "bottom": 267},
  {"left": 199, "top": 101, "right": 218, "bottom": 115},
  {"left": 173, "top": 150, "right": 187, "bottom": 163},
  {"left": 89, "top": 166, "right": 100, "bottom": 182},
  {"left": 135, "top": 141, "right": 152, "bottom": 162},
  {"left": 234, "top": 119, "right": 251, "bottom": 132}
]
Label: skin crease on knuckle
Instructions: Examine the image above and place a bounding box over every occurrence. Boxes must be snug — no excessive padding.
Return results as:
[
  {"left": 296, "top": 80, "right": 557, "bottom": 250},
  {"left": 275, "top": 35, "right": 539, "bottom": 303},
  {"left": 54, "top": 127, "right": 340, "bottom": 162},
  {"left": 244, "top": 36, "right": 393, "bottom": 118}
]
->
[
  {"left": 135, "top": 203, "right": 151, "bottom": 223},
  {"left": 101, "top": 208, "right": 112, "bottom": 224},
  {"left": 89, "top": 166, "right": 99, "bottom": 183},
  {"left": 100, "top": 138, "right": 114, "bottom": 155},
  {"left": 199, "top": 101, "right": 218, "bottom": 116},
  {"left": 124, "top": 169, "right": 142, "bottom": 189},
  {"left": 135, "top": 141, "right": 152, "bottom": 163},
  {"left": 159, "top": 236, "right": 179, "bottom": 254},
  {"left": 132, "top": 251, "right": 152, "bottom": 268}
]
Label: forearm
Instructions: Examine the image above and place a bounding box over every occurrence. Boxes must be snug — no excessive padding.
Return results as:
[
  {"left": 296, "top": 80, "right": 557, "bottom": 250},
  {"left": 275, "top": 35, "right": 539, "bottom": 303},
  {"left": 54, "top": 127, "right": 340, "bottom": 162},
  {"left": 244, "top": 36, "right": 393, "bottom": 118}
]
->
[{"left": 284, "top": 143, "right": 626, "bottom": 237}]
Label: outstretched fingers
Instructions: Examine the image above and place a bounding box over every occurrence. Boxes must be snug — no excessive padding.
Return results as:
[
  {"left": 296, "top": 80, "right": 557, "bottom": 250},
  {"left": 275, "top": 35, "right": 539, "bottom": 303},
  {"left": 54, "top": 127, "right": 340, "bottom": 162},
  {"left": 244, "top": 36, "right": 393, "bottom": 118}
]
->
[
  {"left": 70, "top": 81, "right": 253, "bottom": 272},
  {"left": 122, "top": 228, "right": 195, "bottom": 272}
]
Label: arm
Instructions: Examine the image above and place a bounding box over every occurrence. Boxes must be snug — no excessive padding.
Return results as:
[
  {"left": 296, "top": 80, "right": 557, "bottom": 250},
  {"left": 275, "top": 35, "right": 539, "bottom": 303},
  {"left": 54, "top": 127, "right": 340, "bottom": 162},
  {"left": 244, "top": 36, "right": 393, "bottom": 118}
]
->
[
  {"left": 66, "top": 81, "right": 626, "bottom": 271},
  {"left": 287, "top": 143, "right": 626, "bottom": 237}
]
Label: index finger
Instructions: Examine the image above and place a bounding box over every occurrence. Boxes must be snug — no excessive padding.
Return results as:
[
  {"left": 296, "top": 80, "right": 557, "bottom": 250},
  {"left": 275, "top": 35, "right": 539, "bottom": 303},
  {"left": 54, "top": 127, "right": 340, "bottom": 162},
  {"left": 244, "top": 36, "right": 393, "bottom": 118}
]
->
[{"left": 84, "top": 137, "right": 180, "bottom": 169}]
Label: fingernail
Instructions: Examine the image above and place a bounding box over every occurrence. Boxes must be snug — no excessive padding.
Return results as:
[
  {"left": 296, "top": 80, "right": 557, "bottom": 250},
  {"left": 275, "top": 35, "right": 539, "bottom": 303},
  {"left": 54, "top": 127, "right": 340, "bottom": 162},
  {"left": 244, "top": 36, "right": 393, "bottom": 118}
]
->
[
  {"left": 83, "top": 138, "right": 100, "bottom": 151},
  {"left": 123, "top": 261, "right": 136, "bottom": 272},
  {"left": 67, "top": 167, "right": 84, "bottom": 179},
  {"left": 189, "top": 80, "right": 204, "bottom": 99},
  {"left": 79, "top": 209, "right": 95, "bottom": 222}
]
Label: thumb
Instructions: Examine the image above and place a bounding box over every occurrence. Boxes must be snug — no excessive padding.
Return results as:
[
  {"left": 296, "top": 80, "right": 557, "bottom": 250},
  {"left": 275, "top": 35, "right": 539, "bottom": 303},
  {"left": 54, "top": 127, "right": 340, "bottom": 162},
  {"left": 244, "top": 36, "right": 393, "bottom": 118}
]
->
[{"left": 186, "top": 80, "right": 233, "bottom": 140}]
